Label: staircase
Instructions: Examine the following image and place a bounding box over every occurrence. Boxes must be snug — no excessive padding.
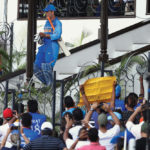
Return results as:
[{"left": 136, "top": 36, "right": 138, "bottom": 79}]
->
[{"left": 54, "top": 19, "right": 150, "bottom": 80}]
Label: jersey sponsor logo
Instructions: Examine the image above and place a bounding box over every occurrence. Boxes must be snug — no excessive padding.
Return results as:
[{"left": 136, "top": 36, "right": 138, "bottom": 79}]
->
[{"left": 44, "top": 29, "right": 51, "bottom": 33}]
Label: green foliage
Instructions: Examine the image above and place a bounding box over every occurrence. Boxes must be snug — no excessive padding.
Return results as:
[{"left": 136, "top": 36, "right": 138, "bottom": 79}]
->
[
  {"left": 65, "top": 30, "right": 92, "bottom": 48},
  {"left": 12, "top": 48, "right": 26, "bottom": 70},
  {"left": 0, "top": 48, "right": 11, "bottom": 74},
  {"left": 114, "top": 55, "right": 145, "bottom": 83}
]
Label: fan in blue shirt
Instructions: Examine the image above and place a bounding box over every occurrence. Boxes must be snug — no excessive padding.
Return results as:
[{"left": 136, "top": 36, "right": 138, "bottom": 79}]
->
[
  {"left": 27, "top": 100, "right": 46, "bottom": 135},
  {"left": 20, "top": 113, "right": 39, "bottom": 148}
]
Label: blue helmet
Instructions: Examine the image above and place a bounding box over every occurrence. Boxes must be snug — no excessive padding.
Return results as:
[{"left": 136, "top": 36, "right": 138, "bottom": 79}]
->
[{"left": 43, "top": 4, "right": 56, "bottom": 12}]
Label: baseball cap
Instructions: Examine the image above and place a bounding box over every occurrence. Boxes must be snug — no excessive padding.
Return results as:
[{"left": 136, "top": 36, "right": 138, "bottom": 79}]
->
[
  {"left": 3, "top": 108, "right": 13, "bottom": 119},
  {"left": 107, "top": 112, "right": 122, "bottom": 121},
  {"left": 98, "top": 113, "right": 108, "bottom": 126},
  {"left": 43, "top": 4, "right": 56, "bottom": 12},
  {"left": 141, "top": 122, "right": 150, "bottom": 133},
  {"left": 41, "top": 122, "right": 53, "bottom": 130},
  {"left": 115, "top": 84, "right": 121, "bottom": 97}
]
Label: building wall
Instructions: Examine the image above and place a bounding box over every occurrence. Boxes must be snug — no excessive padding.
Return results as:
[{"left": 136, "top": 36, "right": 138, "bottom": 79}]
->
[{"left": 0, "top": 0, "right": 149, "bottom": 55}]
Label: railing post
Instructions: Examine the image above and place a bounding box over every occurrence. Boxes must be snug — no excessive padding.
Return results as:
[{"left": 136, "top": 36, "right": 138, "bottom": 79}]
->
[
  {"left": 52, "top": 71, "right": 56, "bottom": 129},
  {"left": 4, "top": 80, "right": 9, "bottom": 109},
  {"left": 60, "top": 80, "right": 65, "bottom": 121},
  {"left": 11, "top": 89, "right": 16, "bottom": 110},
  {"left": 146, "top": 52, "right": 150, "bottom": 150},
  {"left": 99, "top": 0, "right": 109, "bottom": 77},
  {"left": 26, "top": 0, "right": 37, "bottom": 82}
]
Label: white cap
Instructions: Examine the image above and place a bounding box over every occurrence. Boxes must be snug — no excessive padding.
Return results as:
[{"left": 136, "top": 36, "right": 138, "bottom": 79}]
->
[{"left": 41, "top": 122, "right": 53, "bottom": 130}]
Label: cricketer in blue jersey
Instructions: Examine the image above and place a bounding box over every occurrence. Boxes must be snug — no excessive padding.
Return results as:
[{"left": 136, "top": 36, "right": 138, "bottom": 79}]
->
[{"left": 34, "top": 4, "right": 62, "bottom": 86}]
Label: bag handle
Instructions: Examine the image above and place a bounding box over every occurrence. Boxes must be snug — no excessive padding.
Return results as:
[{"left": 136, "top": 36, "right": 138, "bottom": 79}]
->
[{"left": 47, "top": 17, "right": 55, "bottom": 31}]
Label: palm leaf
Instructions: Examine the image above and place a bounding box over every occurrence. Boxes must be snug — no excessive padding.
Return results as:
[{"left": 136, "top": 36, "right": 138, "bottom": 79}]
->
[
  {"left": 0, "top": 48, "right": 11, "bottom": 74},
  {"left": 114, "top": 55, "right": 145, "bottom": 82},
  {"left": 0, "top": 48, "right": 10, "bottom": 60}
]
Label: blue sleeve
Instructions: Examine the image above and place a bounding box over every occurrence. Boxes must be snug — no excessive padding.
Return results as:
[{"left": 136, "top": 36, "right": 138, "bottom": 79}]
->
[
  {"left": 82, "top": 110, "right": 86, "bottom": 118},
  {"left": 50, "top": 20, "right": 62, "bottom": 41}
]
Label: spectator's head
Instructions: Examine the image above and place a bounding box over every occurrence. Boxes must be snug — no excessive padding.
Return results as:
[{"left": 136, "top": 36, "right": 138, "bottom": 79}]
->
[
  {"left": 72, "top": 108, "right": 84, "bottom": 122},
  {"left": 64, "top": 96, "right": 74, "bottom": 108},
  {"left": 13, "top": 103, "right": 24, "bottom": 114},
  {"left": 0, "top": 117, "right": 3, "bottom": 125},
  {"left": 27, "top": 99, "right": 38, "bottom": 113},
  {"left": 78, "top": 127, "right": 88, "bottom": 141},
  {"left": 115, "top": 84, "right": 121, "bottom": 99},
  {"left": 41, "top": 121, "right": 53, "bottom": 136},
  {"left": 116, "top": 138, "right": 124, "bottom": 150},
  {"left": 125, "top": 93, "right": 138, "bottom": 109},
  {"left": 141, "top": 122, "right": 150, "bottom": 137},
  {"left": 61, "top": 112, "right": 73, "bottom": 132},
  {"left": 107, "top": 112, "right": 122, "bottom": 126},
  {"left": 21, "top": 113, "right": 32, "bottom": 128},
  {"left": 88, "top": 128, "right": 99, "bottom": 142},
  {"left": 98, "top": 113, "right": 108, "bottom": 128},
  {"left": 142, "top": 104, "right": 150, "bottom": 122},
  {"left": 3, "top": 108, "right": 13, "bottom": 121},
  {"left": 96, "top": 103, "right": 106, "bottom": 114},
  {"left": 64, "top": 112, "right": 73, "bottom": 119}
]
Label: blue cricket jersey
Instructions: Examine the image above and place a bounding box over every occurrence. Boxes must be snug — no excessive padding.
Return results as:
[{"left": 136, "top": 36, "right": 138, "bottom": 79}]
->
[{"left": 29, "top": 112, "right": 46, "bottom": 136}]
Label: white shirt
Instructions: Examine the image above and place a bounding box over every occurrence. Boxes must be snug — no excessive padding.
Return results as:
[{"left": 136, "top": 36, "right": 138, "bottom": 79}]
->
[
  {"left": 0, "top": 123, "right": 10, "bottom": 142},
  {"left": 126, "top": 121, "right": 144, "bottom": 140},
  {"left": 66, "top": 138, "right": 90, "bottom": 149},
  {"left": 69, "top": 125, "right": 82, "bottom": 141},
  {"left": 0, "top": 123, "right": 12, "bottom": 148},
  {"left": 98, "top": 124, "right": 120, "bottom": 150}
]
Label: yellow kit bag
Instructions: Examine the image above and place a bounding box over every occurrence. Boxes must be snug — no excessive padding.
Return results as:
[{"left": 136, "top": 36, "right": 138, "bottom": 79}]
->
[{"left": 78, "top": 76, "right": 116, "bottom": 106}]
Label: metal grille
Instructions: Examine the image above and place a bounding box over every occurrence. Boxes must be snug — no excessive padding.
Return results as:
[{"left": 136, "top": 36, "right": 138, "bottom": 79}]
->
[{"left": 17, "top": 0, "right": 135, "bottom": 19}]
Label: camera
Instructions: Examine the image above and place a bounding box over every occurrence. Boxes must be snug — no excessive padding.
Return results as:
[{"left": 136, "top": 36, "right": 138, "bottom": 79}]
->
[
  {"left": 97, "top": 102, "right": 104, "bottom": 109},
  {"left": 13, "top": 111, "right": 16, "bottom": 115},
  {"left": 97, "top": 102, "right": 107, "bottom": 114}
]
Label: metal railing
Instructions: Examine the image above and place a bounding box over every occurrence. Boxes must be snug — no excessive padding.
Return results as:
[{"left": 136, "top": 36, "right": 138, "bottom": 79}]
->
[{"left": 17, "top": 0, "right": 135, "bottom": 19}]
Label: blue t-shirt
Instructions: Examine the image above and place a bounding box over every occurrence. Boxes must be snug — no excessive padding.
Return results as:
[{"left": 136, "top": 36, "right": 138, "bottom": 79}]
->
[
  {"left": 115, "top": 99, "right": 126, "bottom": 112},
  {"left": 91, "top": 111, "right": 99, "bottom": 129},
  {"left": 29, "top": 112, "right": 46, "bottom": 135},
  {"left": 107, "top": 99, "right": 126, "bottom": 112},
  {"left": 111, "top": 129, "right": 135, "bottom": 144},
  {"left": 134, "top": 103, "right": 141, "bottom": 110},
  {"left": 21, "top": 128, "right": 39, "bottom": 148}
]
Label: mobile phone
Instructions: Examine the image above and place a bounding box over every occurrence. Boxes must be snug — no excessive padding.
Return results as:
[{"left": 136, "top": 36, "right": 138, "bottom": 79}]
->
[
  {"left": 13, "top": 111, "right": 16, "bottom": 115},
  {"left": 11, "top": 126, "right": 18, "bottom": 130}
]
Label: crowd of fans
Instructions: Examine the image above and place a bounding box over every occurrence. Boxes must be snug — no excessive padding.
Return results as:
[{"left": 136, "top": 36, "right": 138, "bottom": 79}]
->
[{"left": 0, "top": 75, "right": 149, "bottom": 150}]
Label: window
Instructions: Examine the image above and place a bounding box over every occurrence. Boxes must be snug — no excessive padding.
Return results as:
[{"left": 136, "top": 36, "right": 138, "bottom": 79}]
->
[
  {"left": 17, "top": 0, "right": 135, "bottom": 19},
  {"left": 18, "top": 0, "right": 28, "bottom": 19},
  {"left": 147, "top": 0, "right": 150, "bottom": 14}
]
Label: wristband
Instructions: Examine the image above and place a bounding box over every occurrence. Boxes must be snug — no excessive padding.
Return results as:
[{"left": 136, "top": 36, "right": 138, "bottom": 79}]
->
[
  {"left": 21, "top": 133, "right": 25, "bottom": 136},
  {"left": 90, "top": 108, "right": 94, "bottom": 111}
]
